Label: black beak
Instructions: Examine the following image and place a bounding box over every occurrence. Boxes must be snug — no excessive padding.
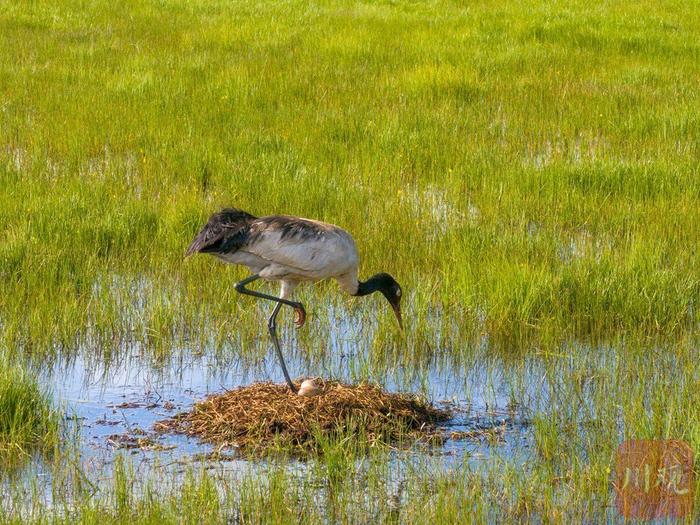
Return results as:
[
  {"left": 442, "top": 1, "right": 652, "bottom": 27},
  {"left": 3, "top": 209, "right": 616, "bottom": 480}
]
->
[{"left": 392, "top": 302, "right": 403, "bottom": 330}]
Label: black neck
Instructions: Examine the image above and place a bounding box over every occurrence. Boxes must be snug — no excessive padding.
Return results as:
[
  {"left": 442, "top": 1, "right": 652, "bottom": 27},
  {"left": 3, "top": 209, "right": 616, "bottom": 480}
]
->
[{"left": 354, "top": 273, "right": 390, "bottom": 297}]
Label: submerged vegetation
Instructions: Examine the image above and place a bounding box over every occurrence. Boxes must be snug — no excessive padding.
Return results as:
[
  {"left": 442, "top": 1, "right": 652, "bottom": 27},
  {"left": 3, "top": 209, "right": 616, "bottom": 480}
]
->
[{"left": 0, "top": 0, "right": 699, "bottom": 522}]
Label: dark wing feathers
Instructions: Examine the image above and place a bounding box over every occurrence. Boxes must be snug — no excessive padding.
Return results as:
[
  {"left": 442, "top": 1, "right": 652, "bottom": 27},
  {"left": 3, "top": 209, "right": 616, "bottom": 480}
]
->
[
  {"left": 251, "top": 215, "right": 330, "bottom": 241},
  {"left": 185, "top": 208, "right": 257, "bottom": 257}
]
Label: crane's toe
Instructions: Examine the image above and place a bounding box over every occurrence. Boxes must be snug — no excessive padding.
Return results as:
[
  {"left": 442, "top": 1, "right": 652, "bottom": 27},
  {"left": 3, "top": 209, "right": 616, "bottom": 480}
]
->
[{"left": 293, "top": 304, "right": 306, "bottom": 328}]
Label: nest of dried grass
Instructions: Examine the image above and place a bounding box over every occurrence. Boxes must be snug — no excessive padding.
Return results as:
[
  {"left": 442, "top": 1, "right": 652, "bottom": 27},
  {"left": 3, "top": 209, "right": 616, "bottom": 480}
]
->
[{"left": 155, "top": 380, "right": 451, "bottom": 454}]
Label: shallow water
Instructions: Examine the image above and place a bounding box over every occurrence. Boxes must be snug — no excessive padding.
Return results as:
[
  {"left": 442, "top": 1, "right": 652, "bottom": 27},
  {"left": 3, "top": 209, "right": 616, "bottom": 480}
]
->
[
  {"left": 52, "top": 345, "right": 532, "bottom": 466},
  {"left": 7, "top": 307, "right": 537, "bottom": 505}
]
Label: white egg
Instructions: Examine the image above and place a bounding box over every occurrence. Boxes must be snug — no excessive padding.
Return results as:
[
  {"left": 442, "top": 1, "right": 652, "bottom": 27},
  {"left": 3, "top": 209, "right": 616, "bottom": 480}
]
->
[{"left": 297, "top": 379, "right": 321, "bottom": 397}]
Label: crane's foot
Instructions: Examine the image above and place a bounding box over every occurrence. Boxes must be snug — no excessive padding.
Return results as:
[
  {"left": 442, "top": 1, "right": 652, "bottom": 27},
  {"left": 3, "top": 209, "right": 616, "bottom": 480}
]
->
[{"left": 293, "top": 304, "right": 306, "bottom": 328}]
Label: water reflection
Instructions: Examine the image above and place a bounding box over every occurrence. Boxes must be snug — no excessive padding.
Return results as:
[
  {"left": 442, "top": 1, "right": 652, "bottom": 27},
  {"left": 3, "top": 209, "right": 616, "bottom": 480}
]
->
[{"left": 5, "top": 305, "right": 537, "bottom": 506}]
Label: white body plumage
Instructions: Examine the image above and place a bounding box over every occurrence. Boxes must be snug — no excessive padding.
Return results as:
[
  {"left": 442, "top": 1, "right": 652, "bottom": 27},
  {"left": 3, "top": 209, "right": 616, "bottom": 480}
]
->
[{"left": 214, "top": 217, "right": 360, "bottom": 299}]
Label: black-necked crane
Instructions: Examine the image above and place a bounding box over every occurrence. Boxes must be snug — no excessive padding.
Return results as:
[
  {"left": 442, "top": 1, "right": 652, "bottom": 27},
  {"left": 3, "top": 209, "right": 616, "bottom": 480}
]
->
[{"left": 185, "top": 208, "right": 403, "bottom": 394}]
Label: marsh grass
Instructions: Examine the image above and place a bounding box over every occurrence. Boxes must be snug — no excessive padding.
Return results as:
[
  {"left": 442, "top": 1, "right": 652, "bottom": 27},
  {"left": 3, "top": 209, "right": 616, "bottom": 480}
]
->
[
  {"left": 1, "top": 0, "right": 700, "bottom": 522},
  {"left": 0, "top": 357, "right": 60, "bottom": 464},
  {"left": 0, "top": 338, "right": 699, "bottom": 522},
  {"left": 1, "top": 0, "right": 700, "bottom": 357}
]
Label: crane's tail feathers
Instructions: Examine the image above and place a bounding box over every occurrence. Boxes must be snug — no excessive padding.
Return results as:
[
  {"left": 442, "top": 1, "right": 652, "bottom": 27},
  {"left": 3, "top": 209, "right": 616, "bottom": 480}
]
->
[
  {"left": 185, "top": 208, "right": 257, "bottom": 258},
  {"left": 184, "top": 232, "right": 215, "bottom": 257},
  {"left": 184, "top": 234, "right": 214, "bottom": 258}
]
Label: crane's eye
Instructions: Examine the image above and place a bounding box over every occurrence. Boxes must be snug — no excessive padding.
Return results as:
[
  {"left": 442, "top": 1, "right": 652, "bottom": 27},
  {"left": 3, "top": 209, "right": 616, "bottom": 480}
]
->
[{"left": 396, "top": 288, "right": 402, "bottom": 297}]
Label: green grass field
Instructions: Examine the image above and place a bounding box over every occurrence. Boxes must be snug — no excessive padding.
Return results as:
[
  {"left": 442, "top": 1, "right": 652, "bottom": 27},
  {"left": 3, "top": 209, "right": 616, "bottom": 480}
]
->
[{"left": 1, "top": 0, "right": 699, "bottom": 522}]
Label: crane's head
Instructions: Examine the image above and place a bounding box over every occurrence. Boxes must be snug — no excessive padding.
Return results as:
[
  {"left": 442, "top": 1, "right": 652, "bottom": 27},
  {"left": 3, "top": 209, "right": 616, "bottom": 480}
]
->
[
  {"left": 378, "top": 274, "right": 403, "bottom": 330},
  {"left": 355, "top": 273, "right": 403, "bottom": 329}
]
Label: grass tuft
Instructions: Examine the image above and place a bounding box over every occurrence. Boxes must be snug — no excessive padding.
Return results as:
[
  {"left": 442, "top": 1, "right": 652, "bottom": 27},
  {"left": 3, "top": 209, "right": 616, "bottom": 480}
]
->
[{"left": 0, "top": 358, "right": 60, "bottom": 462}]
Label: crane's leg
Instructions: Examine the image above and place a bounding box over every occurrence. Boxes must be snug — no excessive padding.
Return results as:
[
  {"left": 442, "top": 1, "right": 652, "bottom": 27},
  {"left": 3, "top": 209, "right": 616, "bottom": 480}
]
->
[
  {"left": 267, "top": 301, "right": 297, "bottom": 393},
  {"left": 234, "top": 274, "right": 303, "bottom": 393},
  {"left": 234, "top": 275, "right": 306, "bottom": 327}
]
